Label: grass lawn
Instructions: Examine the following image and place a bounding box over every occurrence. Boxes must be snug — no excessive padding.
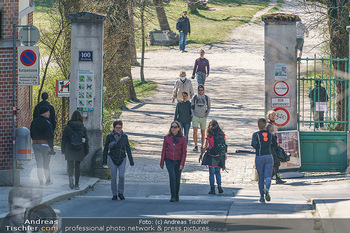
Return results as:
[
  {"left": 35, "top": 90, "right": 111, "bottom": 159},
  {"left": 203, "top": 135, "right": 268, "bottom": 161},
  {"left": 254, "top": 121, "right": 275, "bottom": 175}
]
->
[{"left": 34, "top": 0, "right": 270, "bottom": 50}]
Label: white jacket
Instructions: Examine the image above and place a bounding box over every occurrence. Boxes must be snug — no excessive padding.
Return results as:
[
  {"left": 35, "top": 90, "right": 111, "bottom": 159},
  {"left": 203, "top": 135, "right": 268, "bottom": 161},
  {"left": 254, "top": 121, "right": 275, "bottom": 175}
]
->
[{"left": 172, "top": 78, "right": 194, "bottom": 102}]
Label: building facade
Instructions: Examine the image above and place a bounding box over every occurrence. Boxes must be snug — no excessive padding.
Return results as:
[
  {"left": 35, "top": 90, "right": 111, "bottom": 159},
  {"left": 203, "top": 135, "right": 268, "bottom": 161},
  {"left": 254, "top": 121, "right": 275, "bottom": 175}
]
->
[{"left": 0, "top": 0, "right": 34, "bottom": 185}]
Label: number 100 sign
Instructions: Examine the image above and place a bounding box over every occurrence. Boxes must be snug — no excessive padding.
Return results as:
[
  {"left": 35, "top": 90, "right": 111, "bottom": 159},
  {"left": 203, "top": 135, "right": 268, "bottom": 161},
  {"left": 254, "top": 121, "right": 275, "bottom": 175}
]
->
[{"left": 79, "top": 51, "right": 93, "bottom": 61}]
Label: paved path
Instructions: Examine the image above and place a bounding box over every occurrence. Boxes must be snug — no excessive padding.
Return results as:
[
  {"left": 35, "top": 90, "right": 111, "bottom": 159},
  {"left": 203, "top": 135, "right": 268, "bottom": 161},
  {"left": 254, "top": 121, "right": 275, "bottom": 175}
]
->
[{"left": 124, "top": 0, "right": 330, "bottom": 186}]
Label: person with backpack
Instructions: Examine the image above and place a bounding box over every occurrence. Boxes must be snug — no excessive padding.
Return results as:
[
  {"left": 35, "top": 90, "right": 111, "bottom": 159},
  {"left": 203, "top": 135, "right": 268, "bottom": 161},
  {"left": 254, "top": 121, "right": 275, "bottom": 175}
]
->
[
  {"left": 251, "top": 118, "right": 277, "bottom": 203},
  {"left": 191, "top": 84, "right": 211, "bottom": 152},
  {"left": 199, "top": 120, "right": 227, "bottom": 195},
  {"left": 103, "top": 120, "right": 134, "bottom": 201},
  {"left": 61, "top": 111, "right": 89, "bottom": 190},
  {"left": 160, "top": 121, "right": 187, "bottom": 202}
]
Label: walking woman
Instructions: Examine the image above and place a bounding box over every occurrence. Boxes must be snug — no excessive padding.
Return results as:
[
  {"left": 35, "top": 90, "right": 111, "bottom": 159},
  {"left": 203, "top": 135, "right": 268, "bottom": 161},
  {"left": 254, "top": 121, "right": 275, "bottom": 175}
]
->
[
  {"left": 160, "top": 121, "right": 187, "bottom": 202},
  {"left": 61, "top": 110, "right": 89, "bottom": 190},
  {"left": 199, "top": 119, "right": 227, "bottom": 195},
  {"left": 103, "top": 120, "right": 134, "bottom": 201}
]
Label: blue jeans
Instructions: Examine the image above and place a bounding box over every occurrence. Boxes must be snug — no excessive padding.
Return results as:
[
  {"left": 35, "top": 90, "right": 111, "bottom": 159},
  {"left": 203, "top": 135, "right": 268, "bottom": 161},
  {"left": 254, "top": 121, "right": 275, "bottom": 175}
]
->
[
  {"left": 33, "top": 144, "right": 51, "bottom": 183},
  {"left": 209, "top": 167, "right": 221, "bottom": 190},
  {"left": 179, "top": 32, "right": 187, "bottom": 51},
  {"left": 255, "top": 155, "right": 273, "bottom": 198},
  {"left": 179, "top": 122, "right": 190, "bottom": 144},
  {"left": 109, "top": 157, "right": 126, "bottom": 195},
  {"left": 165, "top": 158, "right": 182, "bottom": 198},
  {"left": 196, "top": 71, "right": 206, "bottom": 85}
]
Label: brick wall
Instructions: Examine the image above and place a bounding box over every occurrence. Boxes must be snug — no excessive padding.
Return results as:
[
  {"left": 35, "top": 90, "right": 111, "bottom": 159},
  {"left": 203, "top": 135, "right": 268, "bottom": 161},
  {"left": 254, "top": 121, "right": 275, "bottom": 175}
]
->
[{"left": 0, "top": 0, "right": 33, "bottom": 172}]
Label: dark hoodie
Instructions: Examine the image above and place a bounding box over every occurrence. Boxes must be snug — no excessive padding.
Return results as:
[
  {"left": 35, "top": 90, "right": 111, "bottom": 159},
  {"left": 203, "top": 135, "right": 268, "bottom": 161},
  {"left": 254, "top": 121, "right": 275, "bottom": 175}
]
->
[
  {"left": 103, "top": 131, "right": 134, "bottom": 166},
  {"left": 61, "top": 120, "right": 89, "bottom": 161}
]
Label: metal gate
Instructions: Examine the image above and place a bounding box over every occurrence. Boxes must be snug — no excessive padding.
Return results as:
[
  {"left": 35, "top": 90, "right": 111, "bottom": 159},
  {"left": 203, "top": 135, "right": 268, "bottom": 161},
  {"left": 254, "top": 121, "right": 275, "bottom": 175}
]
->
[{"left": 297, "top": 55, "right": 348, "bottom": 171}]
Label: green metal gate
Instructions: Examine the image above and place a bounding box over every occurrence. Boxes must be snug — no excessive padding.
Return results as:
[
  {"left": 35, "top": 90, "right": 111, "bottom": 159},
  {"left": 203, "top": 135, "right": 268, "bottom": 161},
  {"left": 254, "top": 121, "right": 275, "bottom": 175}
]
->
[{"left": 297, "top": 55, "right": 348, "bottom": 171}]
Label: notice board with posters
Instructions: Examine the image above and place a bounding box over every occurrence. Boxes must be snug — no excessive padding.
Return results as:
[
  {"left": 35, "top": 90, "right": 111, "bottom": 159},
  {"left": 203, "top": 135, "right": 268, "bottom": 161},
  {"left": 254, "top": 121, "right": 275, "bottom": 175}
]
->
[
  {"left": 76, "top": 70, "right": 94, "bottom": 111},
  {"left": 276, "top": 130, "right": 301, "bottom": 169}
]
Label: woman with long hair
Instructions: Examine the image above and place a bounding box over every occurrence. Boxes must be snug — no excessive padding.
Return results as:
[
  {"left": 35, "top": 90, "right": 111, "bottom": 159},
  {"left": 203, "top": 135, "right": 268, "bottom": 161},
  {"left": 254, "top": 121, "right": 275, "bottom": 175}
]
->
[
  {"left": 199, "top": 119, "right": 227, "bottom": 195},
  {"left": 61, "top": 111, "right": 89, "bottom": 190},
  {"left": 160, "top": 121, "right": 187, "bottom": 202}
]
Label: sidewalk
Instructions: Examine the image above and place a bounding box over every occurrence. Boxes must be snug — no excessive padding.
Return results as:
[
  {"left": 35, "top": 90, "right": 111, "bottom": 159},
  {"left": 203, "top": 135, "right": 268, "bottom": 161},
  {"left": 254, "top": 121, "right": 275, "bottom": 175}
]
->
[{"left": 0, "top": 147, "right": 99, "bottom": 218}]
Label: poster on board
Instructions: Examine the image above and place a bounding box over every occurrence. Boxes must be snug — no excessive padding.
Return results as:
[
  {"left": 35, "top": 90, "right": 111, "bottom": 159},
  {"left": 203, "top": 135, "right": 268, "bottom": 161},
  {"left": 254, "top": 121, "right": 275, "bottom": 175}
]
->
[
  {"left": 276, "top": 130, "right": 301, "bottom": 169},
  {"left": 77, "top": 70, "right": 94, "bottom": 111},
  {"left": 274, "top": 63, "right": 287, "bottom": 81}
]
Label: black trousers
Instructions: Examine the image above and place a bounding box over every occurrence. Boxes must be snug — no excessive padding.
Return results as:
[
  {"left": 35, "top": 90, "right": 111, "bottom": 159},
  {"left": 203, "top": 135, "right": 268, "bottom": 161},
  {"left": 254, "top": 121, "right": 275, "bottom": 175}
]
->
[{"left": 67, "top": 160, "right": 81, "bottom": 185}]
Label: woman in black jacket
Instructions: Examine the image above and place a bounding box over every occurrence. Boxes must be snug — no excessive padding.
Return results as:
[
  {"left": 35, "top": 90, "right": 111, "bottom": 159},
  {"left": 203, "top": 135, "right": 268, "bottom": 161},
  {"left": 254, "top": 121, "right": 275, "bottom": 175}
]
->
[
  {"left": 103, "top": 120, "right": 134, "bottom": 201},
  {"left": 61, "top": 111, "right": 89, "bottom": 190}
]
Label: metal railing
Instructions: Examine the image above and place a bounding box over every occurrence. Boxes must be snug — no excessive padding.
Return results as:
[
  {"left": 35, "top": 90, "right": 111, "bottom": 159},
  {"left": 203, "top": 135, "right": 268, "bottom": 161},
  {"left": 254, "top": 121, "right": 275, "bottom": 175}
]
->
[{"left": 297, "top": 55, "right": 349, "bottom": 132}]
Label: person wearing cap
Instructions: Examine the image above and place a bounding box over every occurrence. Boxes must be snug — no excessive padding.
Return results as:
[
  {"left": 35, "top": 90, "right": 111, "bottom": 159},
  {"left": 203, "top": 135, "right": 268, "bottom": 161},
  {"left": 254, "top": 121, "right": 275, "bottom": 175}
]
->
[
  {"left": 30, "top": 106, "right": 55, "bottom": 186},
  {"left": 176, "top": 11, "right": 191, "bottom": 53},
  {"left": 309, "top": 79, "right": 328, "bottom": 129},
  {"left": 191, "top": 84, "right": 211, "bottom": 152},
  {"left": 192, "top": 49, "right": 210, "bottom": 85},
  {"left": 172, "top": 71, "right": 194, "bottom": 103},
  {"left": 33, "top": 92, "right": 57, "bottom": 131}
]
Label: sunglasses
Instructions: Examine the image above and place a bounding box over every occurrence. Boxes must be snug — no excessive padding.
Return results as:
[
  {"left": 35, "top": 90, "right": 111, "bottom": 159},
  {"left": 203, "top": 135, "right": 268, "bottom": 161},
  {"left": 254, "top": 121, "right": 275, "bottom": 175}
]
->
[
  {"left": 171, "top": 126, "right": 178, "bottom": 129},
  {"left": 115, "top": 126, "right": 122, "bottom": 129},
  {"left": 198, "top": 89, "right": 204, "bottom": 91}
]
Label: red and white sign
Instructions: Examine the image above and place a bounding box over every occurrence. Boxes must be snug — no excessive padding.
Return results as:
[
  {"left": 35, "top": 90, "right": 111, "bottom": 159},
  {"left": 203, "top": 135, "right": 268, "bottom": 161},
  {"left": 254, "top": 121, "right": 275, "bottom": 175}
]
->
[
  {"left": 273, "top": 107, "right": 290, "bottom": 127},
  {"left": 274, "top": 81, "right": 289, "bottom": 96},
  {"left": 56, "top": 80, "right": 70, "bottom": 97},
  {"left": 18, "top": 46, "right": 40, "bottom": 85}
]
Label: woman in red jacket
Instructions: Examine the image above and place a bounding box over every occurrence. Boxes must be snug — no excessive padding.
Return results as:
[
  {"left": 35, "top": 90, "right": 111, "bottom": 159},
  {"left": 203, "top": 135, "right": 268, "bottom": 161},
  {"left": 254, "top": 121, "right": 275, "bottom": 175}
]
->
[{"left": 160, "top": 121, "right": 187, "bottom": 202}]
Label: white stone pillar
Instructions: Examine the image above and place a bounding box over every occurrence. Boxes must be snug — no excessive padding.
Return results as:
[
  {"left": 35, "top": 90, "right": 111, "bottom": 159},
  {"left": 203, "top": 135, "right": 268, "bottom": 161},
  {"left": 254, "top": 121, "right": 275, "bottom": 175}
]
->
[
  {"left": 68, "top": 12, "right": 106, "bottom": 175},
  {"left": 262, "top": 14, "right": 298, "bottom": 130}
]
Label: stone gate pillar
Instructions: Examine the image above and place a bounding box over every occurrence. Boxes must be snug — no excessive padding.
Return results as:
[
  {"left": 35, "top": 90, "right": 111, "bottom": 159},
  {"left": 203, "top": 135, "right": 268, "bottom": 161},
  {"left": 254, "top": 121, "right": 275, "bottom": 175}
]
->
[
  {"left": 262, "top": 14, "right": 298, "bottom": 130},
  {"left": 68, "top": 12, "right": 106, "bottom": 175}
]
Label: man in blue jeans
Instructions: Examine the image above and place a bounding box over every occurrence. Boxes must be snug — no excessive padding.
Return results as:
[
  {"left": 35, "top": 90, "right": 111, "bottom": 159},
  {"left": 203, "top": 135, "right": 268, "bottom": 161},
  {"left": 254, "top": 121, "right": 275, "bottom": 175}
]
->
[{"left": 176, "top": 11, "right": 191, "bottom": 53}]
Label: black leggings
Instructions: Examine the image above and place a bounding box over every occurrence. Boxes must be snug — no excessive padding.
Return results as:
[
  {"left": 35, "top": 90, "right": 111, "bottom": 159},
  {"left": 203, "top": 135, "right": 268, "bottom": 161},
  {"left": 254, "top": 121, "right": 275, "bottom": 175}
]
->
[{"left": 67, "top": 160, "right": 81, "bottom": 185}]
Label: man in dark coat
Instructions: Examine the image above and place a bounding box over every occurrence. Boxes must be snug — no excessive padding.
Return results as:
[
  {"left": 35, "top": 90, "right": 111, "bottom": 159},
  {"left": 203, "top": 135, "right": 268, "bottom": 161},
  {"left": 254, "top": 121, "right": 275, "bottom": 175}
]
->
[
  {"left": 30, "top": 106, "right": 55, "bottom": 186},
  {"left": 33, "top": 92, "right": 56, "bottom": 131},
  {"left": 176, "top": 11, "right": 191, "bottom": 53},
  {"left": 309, "top": 80, "right": 328, "bottom": 129}
]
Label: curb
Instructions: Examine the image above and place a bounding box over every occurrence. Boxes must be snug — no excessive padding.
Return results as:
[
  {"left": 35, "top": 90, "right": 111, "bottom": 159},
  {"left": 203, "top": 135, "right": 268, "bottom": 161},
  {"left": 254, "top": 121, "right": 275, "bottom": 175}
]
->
[
  {"left": 42, "top": 177, "right": 99, "bottom": 206},
  {"left": 311, "top": 199, "right": 331, "bottom": 218}
]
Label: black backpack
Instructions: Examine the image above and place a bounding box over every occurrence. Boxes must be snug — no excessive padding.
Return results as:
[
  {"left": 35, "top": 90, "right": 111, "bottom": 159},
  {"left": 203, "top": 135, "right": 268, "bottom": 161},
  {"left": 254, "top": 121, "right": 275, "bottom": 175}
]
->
[
  {"left": 69, "top": 127, "right": 85, "bottom": 150},
  {"left": 274, "top": 146, "right": 290, "bottom": 162},
  {"left": 208, "top": 133, "right": 227, "bottom": 155}
]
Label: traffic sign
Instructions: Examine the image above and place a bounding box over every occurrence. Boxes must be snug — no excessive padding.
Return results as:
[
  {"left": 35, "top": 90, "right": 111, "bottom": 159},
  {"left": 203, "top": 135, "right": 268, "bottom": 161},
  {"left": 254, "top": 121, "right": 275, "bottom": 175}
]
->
[
  {"left": 273, "top": 81, "right": 289, "bottom": 96},
  {"left": 273, "top": 107, "right": 290, "bottom": 127},
  {"left": 18, "top": 46, "right": 39, "bottom": 75},
  {"left": 19, "top": 26, "right": 40, "bottom": 46},
  {"left": 18, "top": 46, "right": 39, "bottom": 86},
  {"left": 56, "top": 80, "right": 70, "bottom": 97}
]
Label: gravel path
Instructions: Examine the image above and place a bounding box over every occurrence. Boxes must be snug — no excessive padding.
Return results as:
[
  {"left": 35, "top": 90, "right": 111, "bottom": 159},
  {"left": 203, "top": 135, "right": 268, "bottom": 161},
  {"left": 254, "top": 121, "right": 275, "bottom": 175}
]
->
[{"left": 122, "top": 0, "right": 327, "bottom": 186}]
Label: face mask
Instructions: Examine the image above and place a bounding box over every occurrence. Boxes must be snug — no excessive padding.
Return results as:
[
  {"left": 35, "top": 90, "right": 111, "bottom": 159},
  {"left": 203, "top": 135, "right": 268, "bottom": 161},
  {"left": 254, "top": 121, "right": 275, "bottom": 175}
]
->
[{"left": 180, "top": 77, "right": 186, "bottom": 82}]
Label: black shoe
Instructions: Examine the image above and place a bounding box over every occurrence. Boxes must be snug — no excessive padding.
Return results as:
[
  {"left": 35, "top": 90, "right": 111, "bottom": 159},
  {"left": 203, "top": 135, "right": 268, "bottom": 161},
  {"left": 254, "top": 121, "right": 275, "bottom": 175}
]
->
[
  {"left": 118, "top": 193, "right": 125, "bottom": 200},
  {"left": 208, "top": 189, "right": 216, "bottom": 195},
  {"left": 69, "top": 177, "right": 74, "bottom": 189},
  {"left": 175, "top": 195, "right": 179, "bottom": 202},
  {"left": 170, "top": 198, "right": 176, "bottom": 202},
  {"left": 218, "top": 186, "right": 224, "bottom": 194},
  {"left": 112, "top": 195, "right": 118, "bottom": 200},
  {"left": 193, "top": 146, "right": 198, "bottom": 151},
  {"left": 276, "top": 178, "right": 286, "bottom": 184}
]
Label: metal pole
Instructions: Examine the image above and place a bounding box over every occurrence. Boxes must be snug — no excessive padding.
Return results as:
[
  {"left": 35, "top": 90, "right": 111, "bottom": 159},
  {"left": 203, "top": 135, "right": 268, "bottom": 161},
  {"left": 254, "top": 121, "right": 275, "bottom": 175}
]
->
[{"left": 12, "top": 24, "right": 17, "bottom": 186}]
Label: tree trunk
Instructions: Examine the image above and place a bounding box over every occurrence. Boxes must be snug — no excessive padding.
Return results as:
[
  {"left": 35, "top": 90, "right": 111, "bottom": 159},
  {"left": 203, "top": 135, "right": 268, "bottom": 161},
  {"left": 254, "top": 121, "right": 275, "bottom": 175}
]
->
[
  {"left": 153, "top": 0, "right": 171, "bottom": 31},
  {"left": 326, "top": 0, "right": 349, "bottom": 131},
  {"left": 128, "top": 0, "right": 138, "bottom": 66},
  {"left": 140, "top": 0, "right": 146, "bottom": 83},
  {"left": 188, "top": 0, "right": 197, "bottom": 13}
]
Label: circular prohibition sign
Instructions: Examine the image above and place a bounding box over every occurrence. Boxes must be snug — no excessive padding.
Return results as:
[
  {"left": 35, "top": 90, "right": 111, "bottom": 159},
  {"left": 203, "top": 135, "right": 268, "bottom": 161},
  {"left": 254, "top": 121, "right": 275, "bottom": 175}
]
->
[
  {"left": 273, "top": 81, "right": 289, "bottom": 96},
  {"left": 20, "top": 50, "right": 37, "bottom": 67},
  {"left": 273, "top": 107, "right": 290, "bottom": 127}
]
